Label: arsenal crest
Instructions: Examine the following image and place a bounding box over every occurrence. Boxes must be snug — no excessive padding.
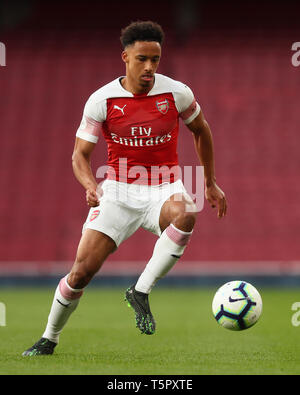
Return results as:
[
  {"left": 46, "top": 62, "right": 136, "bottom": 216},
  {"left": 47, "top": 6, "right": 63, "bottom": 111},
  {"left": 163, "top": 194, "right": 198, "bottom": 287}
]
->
[
  {"left": 90, "top": 209, "right": 100, "bottom": 222},
  {"left": 156, "top": 99, "right": 169, "bottom": 115}
]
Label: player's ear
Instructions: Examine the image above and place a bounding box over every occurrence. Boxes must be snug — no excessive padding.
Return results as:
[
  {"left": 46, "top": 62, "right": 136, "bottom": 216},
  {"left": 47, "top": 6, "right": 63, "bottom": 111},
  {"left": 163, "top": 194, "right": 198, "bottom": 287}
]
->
[{"left": 121, "top": 50, "right": 128, "bottom": 64}]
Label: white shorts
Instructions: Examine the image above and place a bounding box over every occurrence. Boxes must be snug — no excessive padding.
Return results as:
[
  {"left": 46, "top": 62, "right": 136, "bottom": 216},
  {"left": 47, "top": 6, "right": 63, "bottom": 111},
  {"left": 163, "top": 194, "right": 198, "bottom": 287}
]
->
[{"left": 83, "top": 179, "right": 189, "bottom": 247}]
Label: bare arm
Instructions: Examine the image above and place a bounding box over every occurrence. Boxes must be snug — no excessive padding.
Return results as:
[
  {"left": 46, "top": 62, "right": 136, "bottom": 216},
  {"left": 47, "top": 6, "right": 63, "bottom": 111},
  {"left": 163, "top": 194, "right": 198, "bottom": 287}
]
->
[
  {"left": 187, "top": 110, "right": 227, "bottom": 218},
  {"left": 72, "top": 137, "right": 100, "bottom": 207}
]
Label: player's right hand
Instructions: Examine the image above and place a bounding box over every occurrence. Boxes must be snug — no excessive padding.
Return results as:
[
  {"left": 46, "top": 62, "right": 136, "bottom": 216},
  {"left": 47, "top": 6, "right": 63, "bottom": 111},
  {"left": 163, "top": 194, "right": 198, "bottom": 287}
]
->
[{"left": 86, "top": 188, "right": 100, "bottom": 207}]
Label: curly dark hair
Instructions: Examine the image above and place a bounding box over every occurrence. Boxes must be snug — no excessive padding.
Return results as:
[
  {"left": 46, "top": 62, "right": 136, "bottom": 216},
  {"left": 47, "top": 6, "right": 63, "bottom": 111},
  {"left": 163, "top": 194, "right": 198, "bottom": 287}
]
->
[{"left": 120, "top": 21, "right": 165, "bottom": 49}]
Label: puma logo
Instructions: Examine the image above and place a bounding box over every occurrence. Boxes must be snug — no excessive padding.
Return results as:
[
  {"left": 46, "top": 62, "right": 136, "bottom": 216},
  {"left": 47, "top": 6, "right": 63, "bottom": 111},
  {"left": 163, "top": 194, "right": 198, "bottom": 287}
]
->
[{"left": 114, "top": 104, "right": 127, "bottom": 116}]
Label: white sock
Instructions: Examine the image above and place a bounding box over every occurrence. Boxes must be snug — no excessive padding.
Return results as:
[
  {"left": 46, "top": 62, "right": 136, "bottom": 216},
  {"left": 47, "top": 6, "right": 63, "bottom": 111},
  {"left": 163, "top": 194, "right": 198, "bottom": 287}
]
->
[
  {"left": 135, "top": 224, "right": 193, "bottom": 294},
  {"left": 42, "top": 275, "right": 84, "bottom": 344}
]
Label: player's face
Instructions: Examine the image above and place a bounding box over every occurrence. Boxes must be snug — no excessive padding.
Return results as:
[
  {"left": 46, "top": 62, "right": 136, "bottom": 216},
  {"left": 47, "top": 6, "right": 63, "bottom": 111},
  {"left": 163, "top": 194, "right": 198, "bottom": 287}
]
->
[{"left": 122, "top": 41, "right": 161, "bottom": 90}]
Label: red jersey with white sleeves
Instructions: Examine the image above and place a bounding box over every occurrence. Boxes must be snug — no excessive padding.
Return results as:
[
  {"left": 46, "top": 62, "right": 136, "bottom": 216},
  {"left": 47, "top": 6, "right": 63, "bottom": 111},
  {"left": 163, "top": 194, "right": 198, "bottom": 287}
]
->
[{"left": 76, "top": 73, "right": 200, "bottom": 185}]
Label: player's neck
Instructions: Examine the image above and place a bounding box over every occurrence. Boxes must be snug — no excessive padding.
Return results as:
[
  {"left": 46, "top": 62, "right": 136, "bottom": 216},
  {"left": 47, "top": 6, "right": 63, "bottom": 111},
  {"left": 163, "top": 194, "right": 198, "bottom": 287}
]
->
[{"left": 121, "top": 76, "right": 154, "bottom": 95}]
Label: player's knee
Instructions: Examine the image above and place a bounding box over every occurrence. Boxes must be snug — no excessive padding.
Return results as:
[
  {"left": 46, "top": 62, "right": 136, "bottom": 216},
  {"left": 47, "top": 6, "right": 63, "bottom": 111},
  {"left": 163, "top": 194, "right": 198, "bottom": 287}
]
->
[{"left": 173, "top": 206, "right": 197, "bottom": 232}]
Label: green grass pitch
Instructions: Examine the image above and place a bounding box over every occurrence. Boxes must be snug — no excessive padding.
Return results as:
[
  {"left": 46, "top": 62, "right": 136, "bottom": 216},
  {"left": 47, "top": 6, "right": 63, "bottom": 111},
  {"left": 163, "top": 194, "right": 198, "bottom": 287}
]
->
[{"left": 1, "top": 286, "right": 300, "bottom": 375}]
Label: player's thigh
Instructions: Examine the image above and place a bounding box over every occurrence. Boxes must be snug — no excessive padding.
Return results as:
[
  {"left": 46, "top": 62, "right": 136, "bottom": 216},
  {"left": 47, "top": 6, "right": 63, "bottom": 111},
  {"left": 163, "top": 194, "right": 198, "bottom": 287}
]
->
[
  {"left": 76, "top": 228, "right": 116, "bottom": 265},
  {"left": 159, "top": 193, "right": 198, "bottom": 232}
]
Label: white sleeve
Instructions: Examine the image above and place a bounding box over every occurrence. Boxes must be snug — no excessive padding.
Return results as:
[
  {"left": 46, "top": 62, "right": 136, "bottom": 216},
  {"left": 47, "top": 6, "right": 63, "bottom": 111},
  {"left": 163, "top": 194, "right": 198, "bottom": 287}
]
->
[
  {"left": 174, "top": 84, "right": 201, "bottom": 125},
  {"left": 76, "top": 95, "right": 107, "bottom": 144}
]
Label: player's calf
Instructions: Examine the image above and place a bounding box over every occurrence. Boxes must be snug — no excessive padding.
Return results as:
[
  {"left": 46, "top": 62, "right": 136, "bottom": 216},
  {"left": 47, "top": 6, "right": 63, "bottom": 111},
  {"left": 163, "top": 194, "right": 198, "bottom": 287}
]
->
[
  {"left": 126, "top": 223, "right": 193, "bottom": 334},
  {"left": 135, "top": 223, "right": 193, "bottom": 294},
  {"left": 22, "top": 274, "right": 84, "bottom": 356}
]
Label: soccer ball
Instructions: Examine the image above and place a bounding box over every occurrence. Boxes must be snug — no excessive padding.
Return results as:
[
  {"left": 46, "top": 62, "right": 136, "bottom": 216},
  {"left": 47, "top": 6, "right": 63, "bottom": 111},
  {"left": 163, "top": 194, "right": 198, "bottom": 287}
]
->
[{"left": 212, "top": 281, "right": 262, "bottom": 331}]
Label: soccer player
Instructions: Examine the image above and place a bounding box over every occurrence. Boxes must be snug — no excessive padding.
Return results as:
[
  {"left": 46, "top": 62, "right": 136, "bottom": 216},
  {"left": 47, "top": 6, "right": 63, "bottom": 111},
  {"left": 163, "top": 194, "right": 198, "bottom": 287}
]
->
[{"left": 23, "top": 21, "right": 227, "bottom": 356}]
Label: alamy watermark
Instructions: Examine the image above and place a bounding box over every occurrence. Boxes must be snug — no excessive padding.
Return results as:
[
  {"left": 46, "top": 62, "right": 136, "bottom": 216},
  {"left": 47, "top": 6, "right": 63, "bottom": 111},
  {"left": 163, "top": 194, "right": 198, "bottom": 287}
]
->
[
  {"left": 0, "top": 302, "right": 6, "bottom": 326},
  {"left": 291, "top": 42, "right": 300, "bottom": 67},
  {"left": 291, "top": 302, "right": 300, "bottom": 327},
  {"left": 0, "top": 42, "right": 6, "bottom": 67},
  {"left": 95, "top": 159, "right": 205, "bottom": 212}
]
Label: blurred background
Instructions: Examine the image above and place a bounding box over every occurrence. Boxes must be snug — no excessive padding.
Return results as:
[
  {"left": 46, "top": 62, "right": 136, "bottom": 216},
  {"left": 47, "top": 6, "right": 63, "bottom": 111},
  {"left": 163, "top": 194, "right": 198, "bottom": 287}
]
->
[{"left": 0, "top": 0, "right": 300, "bottom": 286}]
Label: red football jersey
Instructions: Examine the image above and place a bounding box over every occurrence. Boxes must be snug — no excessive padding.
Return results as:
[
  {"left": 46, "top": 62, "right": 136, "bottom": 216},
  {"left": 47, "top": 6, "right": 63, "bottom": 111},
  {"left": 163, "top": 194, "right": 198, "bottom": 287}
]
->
[{"left": 76, "top": 73, "right": 200, "bottom": 185}]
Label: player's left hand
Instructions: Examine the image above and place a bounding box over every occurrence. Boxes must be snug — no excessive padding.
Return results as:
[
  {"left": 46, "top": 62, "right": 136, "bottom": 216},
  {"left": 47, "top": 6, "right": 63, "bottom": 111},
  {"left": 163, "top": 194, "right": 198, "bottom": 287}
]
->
[{"left": 205, "top": 183, "right": 227, "bottom": 218}]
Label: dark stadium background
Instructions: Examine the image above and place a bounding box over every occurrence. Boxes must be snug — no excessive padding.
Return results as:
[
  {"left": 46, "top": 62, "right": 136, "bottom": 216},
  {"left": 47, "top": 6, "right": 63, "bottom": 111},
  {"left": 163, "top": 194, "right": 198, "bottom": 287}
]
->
[{"left": 0, "top": 0, "right": 300, "bottom": 285}]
